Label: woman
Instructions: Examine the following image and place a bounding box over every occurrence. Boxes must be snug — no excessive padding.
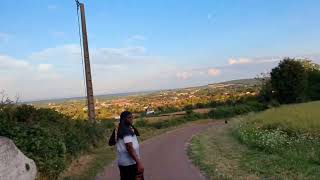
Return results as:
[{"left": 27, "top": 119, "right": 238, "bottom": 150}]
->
[{"left": 109, "top": 111, "right": 144, "bottom": 180}]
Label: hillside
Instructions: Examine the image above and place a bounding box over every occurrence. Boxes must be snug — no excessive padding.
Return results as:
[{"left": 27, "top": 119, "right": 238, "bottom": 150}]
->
[{"left": 209, "top": 78, "right": 261, "bottom": 86}]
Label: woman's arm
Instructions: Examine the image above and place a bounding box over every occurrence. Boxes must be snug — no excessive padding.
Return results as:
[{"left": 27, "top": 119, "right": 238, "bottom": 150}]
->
[{"left": 125, "top": 142, "right": 144, "bottom": 173}]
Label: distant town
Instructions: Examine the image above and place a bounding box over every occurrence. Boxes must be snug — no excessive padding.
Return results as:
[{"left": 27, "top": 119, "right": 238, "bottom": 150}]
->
[{"left": 31, "top": 79, "right": 261, "bottom": 120}]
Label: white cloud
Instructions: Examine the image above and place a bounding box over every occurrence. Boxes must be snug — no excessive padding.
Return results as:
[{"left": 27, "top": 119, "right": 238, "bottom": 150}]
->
[
  {"left": 0, "top": 44, "right": 174, "bottom": 101},
  {"left": 28, "top": 44, "right": 81, "bottom": 62},
  {"left": 94, "top": 46, "right": 146, "bottom": 58},
  {"left": 208, "top": 68, "right": 221, "bottom": 76},
  {"left": 38, "top": 64, "right": 53, "bottom": 72},
  {"left": 128, "top": 35, "right": 146, "bottom": 41},
  {"left": 28, "top": 45, "right": 149, "bottom": 65},
  {"left": 0, "top": 55, "right": 30, "bottom": 70},
  {"left": 228, "top": 58, "right": 252, "bottom": 65},
  {"left": 176, "top": 72, "right": 193, "bottom": 80},
  {"left": 4, "top": 43, "right": 319, "bottom": 101}
]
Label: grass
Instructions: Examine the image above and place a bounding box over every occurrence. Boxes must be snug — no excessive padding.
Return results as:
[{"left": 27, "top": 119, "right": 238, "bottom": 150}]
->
[
  {"left": 188, "top": 101, "right": 320, "bottom": 179},
  {"left": 188, "top": 123, "right": 260, "bottom": 179},
  {"left": 62, "top": 146, "right": 116, "bottom": 180},
  {"left": 242, "top": 101, "right": 320, "bottom": 135}
]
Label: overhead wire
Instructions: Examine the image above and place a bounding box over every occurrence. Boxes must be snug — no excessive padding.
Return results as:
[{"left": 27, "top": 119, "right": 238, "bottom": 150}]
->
[{"left": 75, "top": 0, "right": 88, "bottom": 106}]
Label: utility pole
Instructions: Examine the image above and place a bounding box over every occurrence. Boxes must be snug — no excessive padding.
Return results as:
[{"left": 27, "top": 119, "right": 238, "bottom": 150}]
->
[{"left": 77, "top": 1, "right": 95, "bottom": 122}]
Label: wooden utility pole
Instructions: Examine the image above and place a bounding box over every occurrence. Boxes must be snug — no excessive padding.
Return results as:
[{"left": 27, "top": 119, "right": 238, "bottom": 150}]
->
[{"left": 78, "top": 1, "right": 95, "bottom": 122}]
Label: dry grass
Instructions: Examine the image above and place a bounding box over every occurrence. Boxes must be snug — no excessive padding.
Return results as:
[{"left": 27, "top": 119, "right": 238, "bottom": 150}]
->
[
  {"left": 144, "top": 108, "right": 214, "bottom": 123},
  {"left": 188, "top": 101, "right": 320, "bottom": 180},
  {"left": 245, "top": 101, "right": 320, "bottom": 135},
  {"left": 188, "top": 123, "right": 260, "bottom": 180}
]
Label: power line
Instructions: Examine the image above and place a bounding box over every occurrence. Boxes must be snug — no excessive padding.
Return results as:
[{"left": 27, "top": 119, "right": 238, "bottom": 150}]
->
[{"left": 75, "top": 0, "right": 88, "bottom": 105}]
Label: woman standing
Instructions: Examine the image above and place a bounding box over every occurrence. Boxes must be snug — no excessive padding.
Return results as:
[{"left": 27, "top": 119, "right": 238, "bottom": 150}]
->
[{"left": 109, "top": 111, "right": 144, "bottom": 180}]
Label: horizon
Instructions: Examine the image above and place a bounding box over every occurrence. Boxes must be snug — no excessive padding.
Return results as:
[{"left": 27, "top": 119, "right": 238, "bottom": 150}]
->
[
  {"left": 25, "top": 77, "right": 237, "bottom": 103},
  {"left": 1, "top": 0, "right": 320, "bottom": 101}
]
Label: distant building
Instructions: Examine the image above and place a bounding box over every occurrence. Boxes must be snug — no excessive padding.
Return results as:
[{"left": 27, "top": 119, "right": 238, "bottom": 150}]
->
[
  {"left": 145, "top": 105, "right": 155, "bottom": 115},
  {"left": 101, "top": 102, "right": 111, "bottom": 107}
]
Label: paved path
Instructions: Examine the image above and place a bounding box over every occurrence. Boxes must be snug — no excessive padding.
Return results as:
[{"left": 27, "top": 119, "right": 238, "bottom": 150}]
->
[{"left": 97, "top": 121, "right": 222, "bottom": 180}]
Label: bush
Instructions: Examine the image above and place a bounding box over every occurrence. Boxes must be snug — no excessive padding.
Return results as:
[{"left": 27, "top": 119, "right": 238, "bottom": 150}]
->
[
  {"left": 186, "top": 109, "right": 194, "bottom": 115},
  {"left": 307, "top": 70, "right": 320, "bottom": 100},
  {"left": 183, "top": 104, "right": 194, "bottom": 111},
  {"left": 236, "top": 102, "right": 320, "bottom": 164},
  {"left": 211, "top": 106, "right": 235, "bottom": 119},
  {"left": 0, "top": 104, "right": 111, "bottom": 179},
  {"left": 194, "top": 103, "right": 205, "bottom": 108},
  {"left": 237, "top": 125, "right": 320, "bottom": 163},
  {"left": 208, "top": 101, "right": 267, "bottom": 119},
  {"left": 270, "top": 58, "right": 308, "bottom": 104},
  {"left": 135, "top": 118, "right": 148, "bottom": 127}
]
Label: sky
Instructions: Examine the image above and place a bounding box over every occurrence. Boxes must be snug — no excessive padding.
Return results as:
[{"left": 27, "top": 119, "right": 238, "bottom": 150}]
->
[{"left": 0, "top": 0, "right": 320, "bottom": 101}]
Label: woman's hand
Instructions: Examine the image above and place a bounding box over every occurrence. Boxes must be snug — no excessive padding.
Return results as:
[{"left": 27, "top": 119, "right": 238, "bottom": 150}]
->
[{"left": 137, "top": 161, "right": 144, "bottom": 174}]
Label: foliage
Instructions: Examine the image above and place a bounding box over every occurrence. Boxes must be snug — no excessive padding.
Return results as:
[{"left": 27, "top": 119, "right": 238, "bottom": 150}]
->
[
  {"left": 306, "top": 65, "right": 320, "bottom": 100},
  {"left": 236, "top": 101, "right": 320, "bottom": 172},
  {"left": 0, "top": 104, "right": 112, "bottom": 179},
  {"left": 262, "top": 58, "right": 320, "bottom": 104},
  {"left": 208, "top": 101, "right": 267, "bottom": 119},
  {"left": 189, "top": 118, "right": 320, "bottom": 179},
  {"left": 135, "top": 112, "right": 204, "bottom": 130},
  {"left": 270, "top": 58, "right": 308, "bottom": 103}
]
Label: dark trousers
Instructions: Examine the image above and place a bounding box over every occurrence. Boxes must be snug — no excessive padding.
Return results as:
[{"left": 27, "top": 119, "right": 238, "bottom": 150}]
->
[{"left": 119, "top": 164, "right": 137, "bottom": 180}]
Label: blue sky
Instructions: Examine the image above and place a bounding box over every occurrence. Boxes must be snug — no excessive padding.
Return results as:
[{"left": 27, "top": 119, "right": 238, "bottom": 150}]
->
[{"left": 0, "top": 0, "right": 320, "bottom": 101}]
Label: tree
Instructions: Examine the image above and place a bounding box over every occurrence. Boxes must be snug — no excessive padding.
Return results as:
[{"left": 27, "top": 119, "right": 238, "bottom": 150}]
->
[
  {"left": 270, "top": 58, "right": 307, "bottom": 104},
  {"left": 307, "top": 70, "right": 320, "bottom": 100},
  {"left": 302, "top": 60, "right": 320, "bottom": 100}
]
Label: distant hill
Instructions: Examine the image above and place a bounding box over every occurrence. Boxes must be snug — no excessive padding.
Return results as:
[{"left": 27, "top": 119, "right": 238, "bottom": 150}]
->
[
  {"left": 209, "top": 78, "right": 260, "bottom": 86},
  {"left": 26, "top": 90, "right": 159, "bottom": 105},
  {"left": 27, "top": 78, "right": 260, "bottom": 104}
]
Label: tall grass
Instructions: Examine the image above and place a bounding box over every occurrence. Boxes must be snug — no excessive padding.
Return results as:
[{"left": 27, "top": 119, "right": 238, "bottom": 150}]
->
[
  {"left": 242, "top": 101, "right": 320, "bottom": 136},
  {"left": 236, "top": 101, "right": 320, "bottom": 177}
]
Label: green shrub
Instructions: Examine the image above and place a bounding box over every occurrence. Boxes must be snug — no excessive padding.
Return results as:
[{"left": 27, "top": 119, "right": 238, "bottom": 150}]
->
[
  {"left": 186, "top": 109, "right": 194, "bottom": 115},
  {"left": 236, "top": 102, "right": 320, "bottom": 165},
  {"left": 183, "top": 104, "right": 194, "bottom": 111},
  {"left": 237, "top": 125, "right": 320, "bottom": 163},
  {"left": 135, "top": 119, "right": 148, "bottom": 127},
  {"left": 0, "top": 104, "right": 111, "bottom": 179},
  {"left": 208, "top": 106, "right": 234, "bottom": 119},
  {"left": 208, "top": 101, "right": 267, "bottom": 119}
]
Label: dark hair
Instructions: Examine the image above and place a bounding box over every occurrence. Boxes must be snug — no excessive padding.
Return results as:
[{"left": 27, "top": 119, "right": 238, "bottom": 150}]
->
[{"left": 120, "top": 111, "right": 132, "bottom": 122}]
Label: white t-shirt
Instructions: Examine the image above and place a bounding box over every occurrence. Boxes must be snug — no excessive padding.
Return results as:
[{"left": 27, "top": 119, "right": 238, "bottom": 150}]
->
[{"left": 116, "top": 135, "right": 140, "bottom": 166}]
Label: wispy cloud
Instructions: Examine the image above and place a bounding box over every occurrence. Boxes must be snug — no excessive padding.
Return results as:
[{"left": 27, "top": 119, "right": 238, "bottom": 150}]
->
[
  {"left": 0, "top": 55, "right": 30, "bottom": 69},
  {"left": 50, "top": 31, "right": 66, "bottom": 37},
  {"left": 208, "top": 68, "right": 221, "bottom": 76},
  {"left": 228, "top": 58, "right": 252, "bottom": 65},
  {"left": 126, "top": 35, "right": 147, "bottom": 45},
  {"left": 176, "top": 72, "right": 193, "bottom": 80},
  {"left": 2, "top": 45, "right": 320, "bottom": 101},
  {"left": 48, "top": 5, "right": 57, "bottom": 10},
  {"left": 38, "top": 64, "right": 53, "bottom": 72},
  {"left": 0, "top": 44, "right": 173, "bottom": 100},
  {"left": 129, "top": 35, "right": 146, "bottom": 41},
  {"left": 0, "top": 32, "right": 11, "bottom": 43}
]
